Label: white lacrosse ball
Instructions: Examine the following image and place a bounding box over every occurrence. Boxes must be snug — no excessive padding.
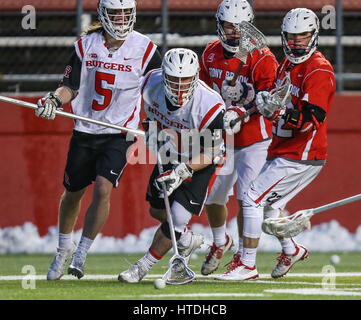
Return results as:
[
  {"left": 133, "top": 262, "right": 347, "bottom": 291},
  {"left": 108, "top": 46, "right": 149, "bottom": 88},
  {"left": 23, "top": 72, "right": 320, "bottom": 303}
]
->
[
  {"left": 154, "top": 279, "right": 166, "bottom": 289},
  {"left": 330, "top": 254, "right": 340, "bottom": 265}
]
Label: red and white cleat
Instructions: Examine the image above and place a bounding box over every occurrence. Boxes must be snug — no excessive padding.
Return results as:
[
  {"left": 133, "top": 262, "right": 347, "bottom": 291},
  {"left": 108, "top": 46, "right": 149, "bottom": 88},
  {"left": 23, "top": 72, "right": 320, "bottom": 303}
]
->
[
  {"left": 201, "top": 234, "right": 233, "bottom": 275},
  {"left": 214, "top": 262, "right": 259, "bottom": 281},
  {"left": 271, "top": 242, "right": 309, "bottom": 278}
]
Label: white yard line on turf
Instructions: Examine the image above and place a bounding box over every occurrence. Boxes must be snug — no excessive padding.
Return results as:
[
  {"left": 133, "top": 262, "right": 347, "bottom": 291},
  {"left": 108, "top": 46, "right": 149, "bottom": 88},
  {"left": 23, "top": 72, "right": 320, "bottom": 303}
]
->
[
  {"left": 1, "top": 272, "right": 361, "bottom": 281},
  {"left": 264, "top": 288, "right": 361, "bottom": 296}
]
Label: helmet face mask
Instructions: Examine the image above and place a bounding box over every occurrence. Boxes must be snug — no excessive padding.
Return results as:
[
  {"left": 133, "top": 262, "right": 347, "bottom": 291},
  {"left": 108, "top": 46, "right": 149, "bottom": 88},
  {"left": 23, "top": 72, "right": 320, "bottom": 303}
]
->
[
  {"left": 98, "top": 0, "right": 136, "bottom": 40},
  {"left": 162, "top": 49, "right": 200, "bottom": 107},
  {"left": 216, "top": 0, "right": 254, "bottom": 53},
  {"left": 281, "top": 8, "right": 320, "bottom": 64}
]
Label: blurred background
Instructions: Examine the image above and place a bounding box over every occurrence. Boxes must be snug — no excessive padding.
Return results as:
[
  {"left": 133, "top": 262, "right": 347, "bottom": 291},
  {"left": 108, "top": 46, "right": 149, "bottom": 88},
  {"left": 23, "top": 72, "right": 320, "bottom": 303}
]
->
[{"left": 0, "top": 0, "right": 360, "bottom": 253}]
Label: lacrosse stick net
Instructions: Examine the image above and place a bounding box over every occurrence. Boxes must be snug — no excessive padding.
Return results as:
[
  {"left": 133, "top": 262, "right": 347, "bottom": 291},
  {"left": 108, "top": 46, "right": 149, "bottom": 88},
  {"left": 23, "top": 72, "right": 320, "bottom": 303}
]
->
[
  {"left": 267, "top": 71, "right": 292, "bottom": 107},
  {"left": 236, "top": 20, "right": 267, "bottom": 64},
  {"left": 262, "top": 193, "right": 361, "bottom": 238},
  {"left": 156, "top": 152, "right": 195, "bottom": 285},
  {"left": 229, "top": 21, "right": 267, "bottom": 86}
]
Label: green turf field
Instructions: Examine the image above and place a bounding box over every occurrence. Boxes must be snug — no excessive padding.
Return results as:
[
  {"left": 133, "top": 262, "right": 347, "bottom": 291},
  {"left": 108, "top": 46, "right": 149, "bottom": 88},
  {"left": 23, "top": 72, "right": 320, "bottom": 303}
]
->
[{"left": 0, "top": 252, "right": 360, "bottom": 300}]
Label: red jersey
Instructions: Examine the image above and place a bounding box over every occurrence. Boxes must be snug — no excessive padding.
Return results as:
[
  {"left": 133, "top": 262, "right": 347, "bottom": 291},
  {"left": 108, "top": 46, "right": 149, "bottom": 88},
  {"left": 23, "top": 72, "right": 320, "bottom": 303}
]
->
[
  {"left": 200, "top": 40, "right": 278, "bottom": 147},
  {"left": 268, "top": 51, "right": 336, "bottom": 161}
]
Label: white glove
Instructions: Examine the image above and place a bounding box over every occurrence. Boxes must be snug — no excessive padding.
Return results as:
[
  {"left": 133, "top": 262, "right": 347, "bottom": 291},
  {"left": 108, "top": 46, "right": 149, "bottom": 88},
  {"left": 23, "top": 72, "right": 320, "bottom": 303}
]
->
[
  {"left": 255, "top": 91, "right": 286, "bottom": 121},
  {"left": 221, "top": 81, "right": 255, "bottom": 105},
  {"left": 156, "top": 163, "right": 193, "bottom": 197},
  {"left": 223, "top": 106, "right": 250, "bottom": 135},
  {"left": 35, "top": 92, "right": 63, "bottom": 120}
]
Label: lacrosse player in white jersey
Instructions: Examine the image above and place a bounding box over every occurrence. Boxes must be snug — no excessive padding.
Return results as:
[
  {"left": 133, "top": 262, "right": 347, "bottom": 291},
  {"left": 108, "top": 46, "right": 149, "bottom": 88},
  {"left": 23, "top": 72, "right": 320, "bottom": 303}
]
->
[
  {"left": 35, "top": 0, "right": 162, "bottom": 280},
  {"left": 118, "top": 48, "right": 226, "bottom": 283}
]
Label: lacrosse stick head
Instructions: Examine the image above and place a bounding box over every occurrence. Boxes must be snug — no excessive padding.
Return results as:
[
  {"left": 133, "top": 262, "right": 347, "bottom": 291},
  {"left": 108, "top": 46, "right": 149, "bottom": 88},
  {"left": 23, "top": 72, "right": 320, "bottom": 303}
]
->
[
  {"left": 262, "top": 209, "right": 314, "bottom": 238},
  {"left": 235, "top": 21, "right": 267, "bottom": 63},
  {"left": 162, "top": 255, "right": 195, "bottom": 285},
  {"left": 268, "top": 71, "right": 292, "bottom": 107}
]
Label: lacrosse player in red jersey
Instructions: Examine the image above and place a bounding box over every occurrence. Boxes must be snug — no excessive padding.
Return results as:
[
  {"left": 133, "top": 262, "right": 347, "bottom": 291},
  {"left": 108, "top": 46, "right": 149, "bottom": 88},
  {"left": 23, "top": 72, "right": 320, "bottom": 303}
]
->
[
  {"left": 35, "top": 0, "right": 162, "bottom": 280},
  {"left": 118, "top": 48, "right": 226, "bottom": 283},
  {"left": 215, "top": 8, "right": 336, "bottom": 280},
  {"left": 199, "top": 0, "right": 279, "bottom": 276}
]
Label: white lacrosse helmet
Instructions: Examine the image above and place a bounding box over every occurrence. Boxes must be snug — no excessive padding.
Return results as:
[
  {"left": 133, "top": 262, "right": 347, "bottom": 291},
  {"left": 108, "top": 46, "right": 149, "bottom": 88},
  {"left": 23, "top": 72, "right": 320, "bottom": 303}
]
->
[
  {"left": 216, "top": 0, "right": 255, "bottom": 53},
  {"left": 162, "top": 48, "right": 200, "bottom": 107},
  {"left": 98, "top": 0, "right": 136, "bottom": 40},
  {"left": 281, "top": 8, "right": 320, "bottom": 64}
]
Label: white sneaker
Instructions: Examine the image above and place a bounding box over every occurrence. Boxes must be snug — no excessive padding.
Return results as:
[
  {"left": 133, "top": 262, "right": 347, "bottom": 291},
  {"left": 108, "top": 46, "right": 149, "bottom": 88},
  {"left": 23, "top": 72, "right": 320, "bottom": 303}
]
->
[
  {"left": 201, "top": 234, "right": 233, "bottom": 275},
  {"left": 68, "top": 249, "right": 87, "bottom": 279},
  {"left": 47, "top": 242, "right": 76, "bottom": 281},
  {"left": 178, "top": 233, "right": 204, "bottom": 263},
  {"left": 271, "top": 242, "right": 309, "bottom": 278},
  {"left": 118, "top": 261, "right": 148, "bottom": 283},
  {"left": 214, "top": 262, "right": 259, "bottom": 281}
]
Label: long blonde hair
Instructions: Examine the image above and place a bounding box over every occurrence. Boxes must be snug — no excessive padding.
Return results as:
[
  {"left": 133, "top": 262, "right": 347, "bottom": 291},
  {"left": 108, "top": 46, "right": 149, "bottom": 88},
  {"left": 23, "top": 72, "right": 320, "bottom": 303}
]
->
[{"left": 81, "top": 21, "right": 104, "bottom": 36}]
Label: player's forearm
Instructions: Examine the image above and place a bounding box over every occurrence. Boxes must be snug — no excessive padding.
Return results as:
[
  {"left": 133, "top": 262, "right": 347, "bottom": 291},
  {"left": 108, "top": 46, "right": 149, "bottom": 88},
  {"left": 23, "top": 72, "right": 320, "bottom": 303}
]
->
[{"left": 53, "top": 87, "right": 74, "bottom": 105}]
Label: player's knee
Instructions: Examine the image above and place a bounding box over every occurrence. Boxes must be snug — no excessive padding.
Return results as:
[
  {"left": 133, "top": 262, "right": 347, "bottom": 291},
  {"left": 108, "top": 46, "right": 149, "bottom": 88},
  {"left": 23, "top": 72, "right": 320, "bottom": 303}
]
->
[
  {"left": 160, "top": 221, "right": 181, "bottom": 241},
  {"left": 171, "top": 201, "right": 193, "bottom": 234},
  {"left": 93, "top": 177, "right": 113, "bottom": 200}
]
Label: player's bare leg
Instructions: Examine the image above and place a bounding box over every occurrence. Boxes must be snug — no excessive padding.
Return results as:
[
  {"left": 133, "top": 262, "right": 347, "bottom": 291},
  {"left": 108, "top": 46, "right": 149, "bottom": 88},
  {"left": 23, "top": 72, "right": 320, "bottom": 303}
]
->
[
  {"left": 58, "top": 188, "right": 87, "bottom": 234},
  {"left": 68, "top": 175, "right": 113, "bottom": 279},
  {"left": 202, "top": 203, "right": 233, "bottom": 275}
]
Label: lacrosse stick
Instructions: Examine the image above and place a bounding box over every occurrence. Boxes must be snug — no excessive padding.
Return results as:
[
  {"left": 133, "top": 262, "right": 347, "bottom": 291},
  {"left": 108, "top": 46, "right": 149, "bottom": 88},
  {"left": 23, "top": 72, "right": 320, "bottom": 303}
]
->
[
  {"left": 229, "top": 21, "right": 267, "bottom": 86},
  {"left": 0, "top": 95, "right": 145, "bottom": 136},
  {"left": 156, "top": 151, "right": 196, "bottom": 285},
  {"left": 262, "top": 193, "right": 361, "bottom": 238},
  {"left": 229, "top": 71, "right": 292, "bottom": 128}
]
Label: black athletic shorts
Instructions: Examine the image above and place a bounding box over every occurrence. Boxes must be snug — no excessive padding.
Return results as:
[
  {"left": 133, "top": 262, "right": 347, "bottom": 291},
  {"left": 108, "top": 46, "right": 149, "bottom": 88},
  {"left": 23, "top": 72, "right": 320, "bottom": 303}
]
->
[
  {"left": 146, "top": 163, "right": 217, "bottom": 216},
  {"left": 63, "top": 130, "right": 134, "bottom": 192}
]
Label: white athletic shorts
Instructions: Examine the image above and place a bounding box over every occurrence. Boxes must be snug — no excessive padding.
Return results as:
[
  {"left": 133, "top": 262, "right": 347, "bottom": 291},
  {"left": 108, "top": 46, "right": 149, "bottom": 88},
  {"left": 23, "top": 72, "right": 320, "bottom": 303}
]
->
[
  {"left": 206, "top": 139, "right": 271, "bottom": 205},
  {"left": 246, "top": 157, "right": 323, "bottom": 209}
]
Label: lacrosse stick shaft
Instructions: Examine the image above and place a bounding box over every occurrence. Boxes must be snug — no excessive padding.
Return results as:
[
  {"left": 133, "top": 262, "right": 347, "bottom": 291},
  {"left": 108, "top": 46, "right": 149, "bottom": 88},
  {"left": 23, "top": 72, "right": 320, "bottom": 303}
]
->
[
  {"left": 0, "top": 95, "right": 145, "bottom": 136},
  {"left": 156, "top": 152, "right": 179, "bottom": 256},
  {"left": 229, "top": 62, "right": 244, "bottom": 87},
  {"left": 229, "top": 105, "right": 257, "bottom": 128},
  {"left": 312, "top": 193, "right": 361, "bottom": 215}
]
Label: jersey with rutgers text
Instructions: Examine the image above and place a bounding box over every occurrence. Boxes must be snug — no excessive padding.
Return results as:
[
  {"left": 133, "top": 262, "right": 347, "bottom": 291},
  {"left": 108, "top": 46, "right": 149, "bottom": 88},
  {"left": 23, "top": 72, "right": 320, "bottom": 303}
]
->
[
  {"left": 268, "top": 51, "right": 336, "bottom": 161},
  {"left": 200, "top": 40, "right": 278, "bottom": 147},
  {"left": 66, "top": 31, "right": 156, "bottom": 134},
  {"left": 141, "top": 69, "right": 226, "bottom": 159}
]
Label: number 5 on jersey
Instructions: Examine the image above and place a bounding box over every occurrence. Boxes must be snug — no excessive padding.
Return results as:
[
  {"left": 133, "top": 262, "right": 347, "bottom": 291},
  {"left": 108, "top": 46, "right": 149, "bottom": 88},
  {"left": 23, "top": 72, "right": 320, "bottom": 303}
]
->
[{"left": 92, "top": 71, "right": 115, "bottom": 111}]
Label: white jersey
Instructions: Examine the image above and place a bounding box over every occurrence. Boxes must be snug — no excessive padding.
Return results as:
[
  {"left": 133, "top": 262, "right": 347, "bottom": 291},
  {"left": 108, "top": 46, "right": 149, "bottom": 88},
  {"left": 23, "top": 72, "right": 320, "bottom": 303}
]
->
[
  {"left": 71, "top": 31, "right": 157, "bottom": 134},
  {"left": 141, "top": 69, "right": 225, "bottom": 158}
]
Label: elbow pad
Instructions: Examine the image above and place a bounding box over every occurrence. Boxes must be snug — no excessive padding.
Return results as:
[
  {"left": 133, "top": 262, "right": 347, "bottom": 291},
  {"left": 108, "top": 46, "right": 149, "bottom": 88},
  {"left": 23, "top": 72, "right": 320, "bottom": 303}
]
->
[{"left": 282, "top": 104, "right": 326, "bottom": 132}]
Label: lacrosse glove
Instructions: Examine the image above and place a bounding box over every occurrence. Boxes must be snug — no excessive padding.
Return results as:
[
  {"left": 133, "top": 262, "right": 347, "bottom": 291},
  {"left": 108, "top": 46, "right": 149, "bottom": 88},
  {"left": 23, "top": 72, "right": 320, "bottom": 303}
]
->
[
  {"left": 255, "top": 91, "right": 286, "bottom": 121},
  {"left": 223, "top": 106, "right": 250, "bottom": 135},
  {"left": 36, "top": 92, "right": 63, "bottom": 120},
  {"left": 155, "top": 163, "right": 193, "bottom": 197}
]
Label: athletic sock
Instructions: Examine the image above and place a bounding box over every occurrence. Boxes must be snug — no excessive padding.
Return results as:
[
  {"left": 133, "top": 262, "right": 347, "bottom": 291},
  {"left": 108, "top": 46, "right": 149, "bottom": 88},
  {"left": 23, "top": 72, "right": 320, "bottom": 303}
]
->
[
  {"left": 237, "top": 237, "right": 243, "bottom": 255},
  {"left": 241, "top": 248, "right": 257, "bottom": 268},
  {"left": 139, "top": 249, "right": 162, "bottom": 272},
  {"left": 211, "top": 224, "right": 227, "bottom": 247},
  {"left": 279, "top": 238, "right": 296, "bottom": 255},
  {"left": 58, "top": 232, "right": 72, "bottom": 250}
]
